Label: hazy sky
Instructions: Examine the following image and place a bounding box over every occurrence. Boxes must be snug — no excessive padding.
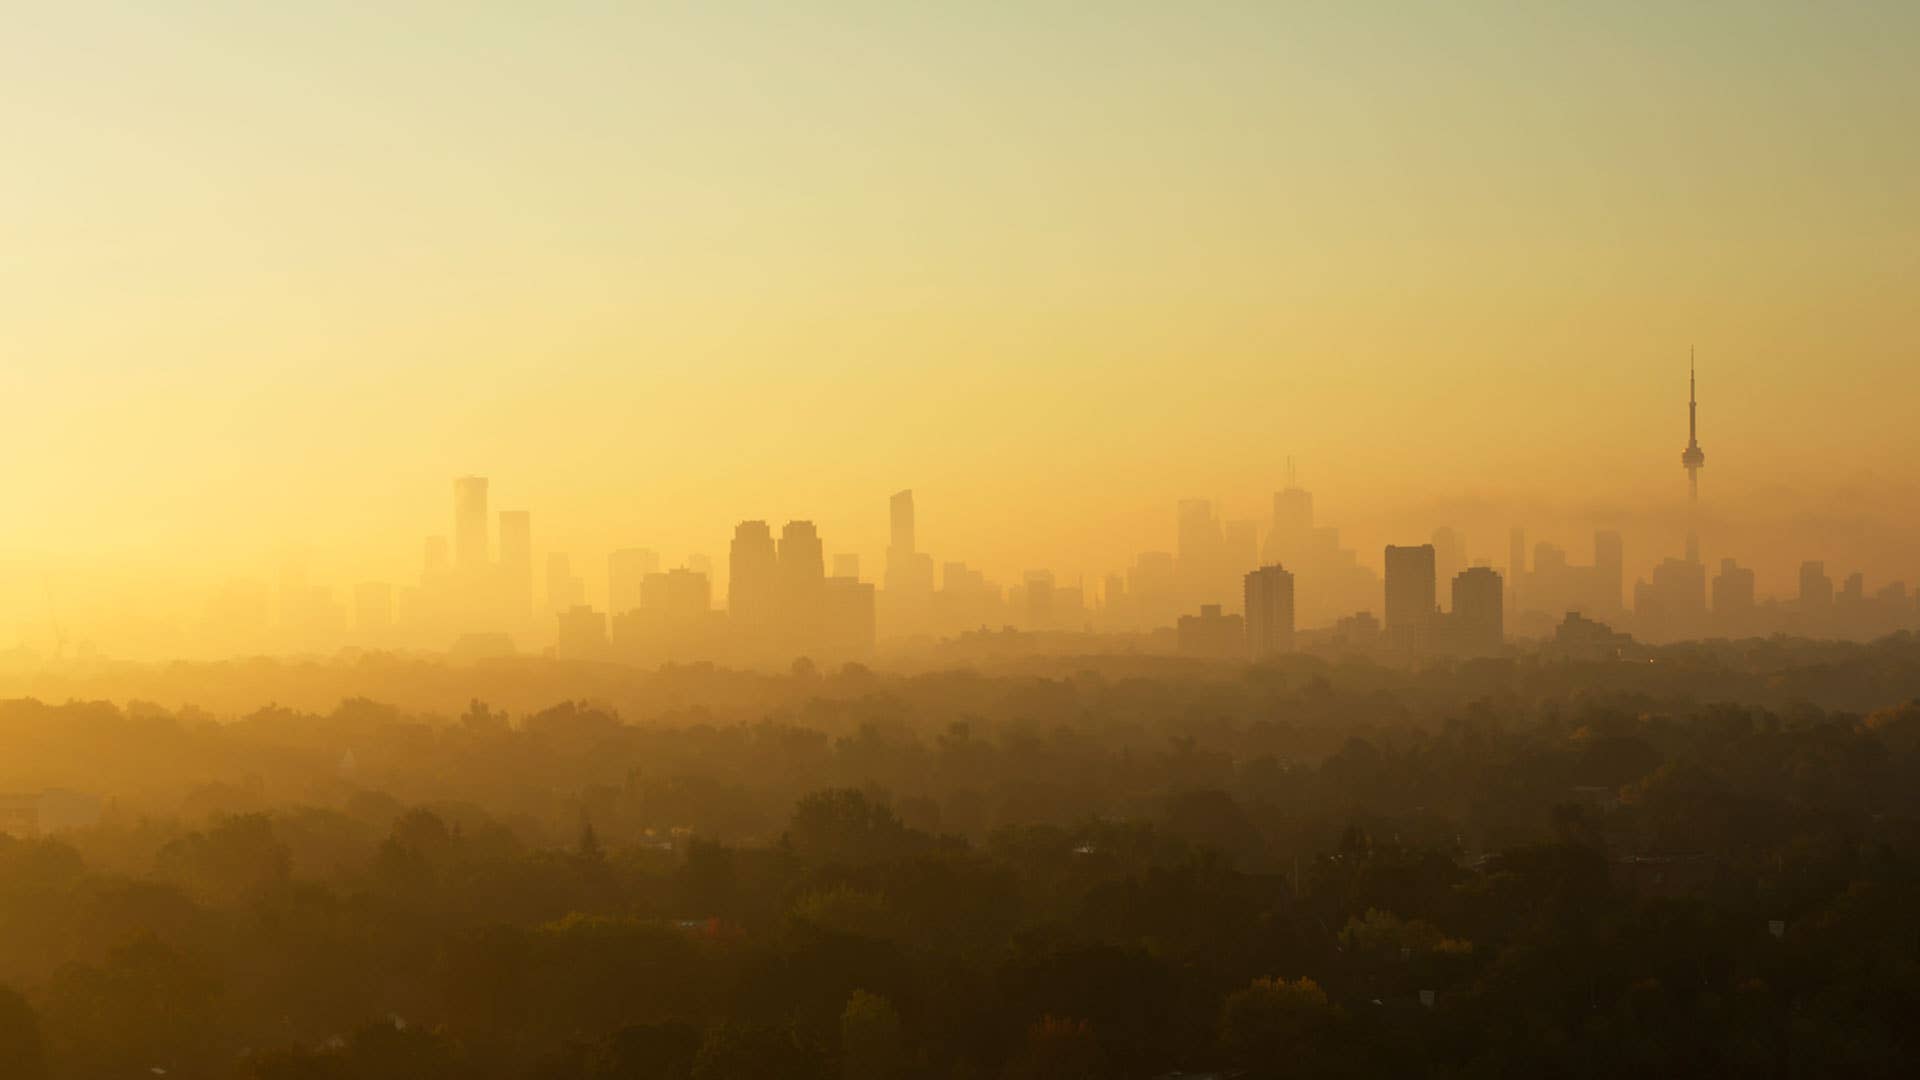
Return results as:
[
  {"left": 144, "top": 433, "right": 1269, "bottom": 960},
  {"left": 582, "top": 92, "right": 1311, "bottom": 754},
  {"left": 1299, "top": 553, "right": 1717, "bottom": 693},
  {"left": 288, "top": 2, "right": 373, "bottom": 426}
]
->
[{"left": 2, "top": 2, "right": 1917, "bottom": 646}]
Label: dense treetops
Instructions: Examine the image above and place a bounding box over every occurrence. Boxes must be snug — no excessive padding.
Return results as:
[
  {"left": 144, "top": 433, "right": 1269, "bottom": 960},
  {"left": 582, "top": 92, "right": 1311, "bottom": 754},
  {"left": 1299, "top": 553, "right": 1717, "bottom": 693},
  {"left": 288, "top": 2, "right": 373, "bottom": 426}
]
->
[{"left": 2, "top": 639, "right": 1920, "bottom": 1075}]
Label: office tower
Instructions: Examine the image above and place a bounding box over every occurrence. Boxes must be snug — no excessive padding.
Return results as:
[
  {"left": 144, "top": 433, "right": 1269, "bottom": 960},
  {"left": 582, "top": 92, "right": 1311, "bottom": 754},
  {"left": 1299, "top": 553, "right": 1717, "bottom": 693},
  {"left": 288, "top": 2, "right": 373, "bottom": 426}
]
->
[
  {"left": 1533, "top": 542, "right": 1568, "bottom": 577},
  {"left": 641, "top": 567, "right": 712, "bottom": 621},
  {"left": 353, "top": 582, "right": 394, "bottom": 634},
  {"left": 1712, "top": 553, "right": 1758, "bottom": 614},
  {"left": 833, "top": 553, "right": 861, "bottom": 580},
  {"left": 1873, "top": 582, "right": 1911, "bottom": 639},
  {"left": 1526, "top": 542, "right": 1573, "bottom": 617},
  {"left": 1431, "top": 527, "right": 1465, "bottom": 609},
  {"left": 1225, "top": 520, "right": 1260, "bottom": 585},
  {"left": 1053, "top": 582, "right": 1087, "bottom": 627},
  {"left": 1713, "top": 559, "right": 1755, "bottom": 622},
  {"left": 1267, "top": 485, "right": 1314, "bottom": 560},
  {"left": 608, "top": 548, "right": 660, "bottom": 615},
  {"left": 1594, "top": 529, "right": 1624, "bottom": 612},
  {"left": 1836, "top": 573, "right": 1870, "bottom": 636},
  {"left": 546, "top": 553, "right": 585, "bottom": 612},
  {"left": 1254, "top": 464, "right": 1376, "bottom": 631},
  {"left": 1244, "top": 564, "right": 1296, "bottom": 658},
  {"left": 1177, "top": 499, "right": 1222, "bottom": 560},
  {"left": 1331, "top": 610, "right": 1383, "bottom": 650},
  {"left": 1451, "top": 567, "right": 1504, "bottom": 656},
  {"left": 1177, "top": 498, "right": 1226, "bottom": 601},
  {"left": 1633, "top": 557, "right": 1707, "bottom": 641},
  {"left": 1508, "top": 527, "right": 1527, "bottom": 611},
  {"left": 935, "top": 561, "right": 998, "bottom": 630},
  {"left": 1023, "top": 569, "right": 1055, "bottom": 629},
  {"left": 1552, "top": 611, "right": 1634, "bottom": 661},
  {"left": 498, "top": 510, "right": 532, "bottom": 621},
  {"left": 556, "top": 605, "right": 608, "bottom": 660},
  {"left": 890, "top": 489, "right": 916, "bottom": 557},
  {"left": 1178, "top": 604, "right": 1246, "bottom": 659},
  {"left": 423, "top": 536, "right": 450, "bottom": 584},
  {"left": 1384, "top": 544, "right": 1438, "bottom": 652},
  {"left": 942, "top": 563, "right": 984, "bottom": 593},
  {"left": 779, "top": 521, "right": 826, "bottom": 641},
  {"left": 823, "top": 576, "right": 878, "bottom": 658},
  {"left": 1800, "top": 561, "right": 1833, "bottom": 614},
  {"left": 610, "top": 567, "right": 719, "bottom": 665},
  {"left": 729, "top": 521, "right": 780, "bottom": 626},
  {"left": 885, "top": 489, "right": 934, "bottom": 605},
  {"left": 1127, "top": 550, "right": 1179, "bottom": 629},
  {"left": 778, "top": 521, "right": 825, "bottom": 590},
  {"left": 454, "top": 476, "right": 490, "bottom": 572},
  {"left": 1680, "top": 354, "right": 1706, "bottom": 563},
  {"left": 1511, "top": 535, "right": 1616, "bottom": 621},
  {"left": 1264, "top": 459, "right": 1314, "bottom": 567}
]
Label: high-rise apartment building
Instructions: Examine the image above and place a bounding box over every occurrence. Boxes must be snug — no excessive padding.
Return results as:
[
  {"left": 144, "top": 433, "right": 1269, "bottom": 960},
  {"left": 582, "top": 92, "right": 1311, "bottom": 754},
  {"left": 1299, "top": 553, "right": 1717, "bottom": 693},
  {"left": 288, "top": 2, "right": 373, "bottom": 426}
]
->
[
  {"left": 1450, "top": 567, "right": 1504, "bottom": 656},
  {"left": 729, "top": 521, "right": 779, "bottom": 627},
  {"left": 1384, "top": 543, "right": 1438, "bottom": 652},
  {"left": 1244, "top": 564, "right": 1295, "bottom": 658}
]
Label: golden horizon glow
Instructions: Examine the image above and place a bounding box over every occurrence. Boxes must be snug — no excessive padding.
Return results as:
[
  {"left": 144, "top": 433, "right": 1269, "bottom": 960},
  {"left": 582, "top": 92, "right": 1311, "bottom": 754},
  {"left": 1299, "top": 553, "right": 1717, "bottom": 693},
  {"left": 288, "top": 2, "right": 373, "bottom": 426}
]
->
[{"left": 2, "top": 3, "right": 1917, "bottom": 656}]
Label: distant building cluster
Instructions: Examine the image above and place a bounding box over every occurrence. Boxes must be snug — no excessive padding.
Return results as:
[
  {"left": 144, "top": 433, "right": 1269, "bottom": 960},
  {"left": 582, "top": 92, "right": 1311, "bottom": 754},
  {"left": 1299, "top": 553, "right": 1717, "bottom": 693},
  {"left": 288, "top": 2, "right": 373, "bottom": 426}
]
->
[{"left": 176, "top": 362, "right": 1920, "bottom": 668}]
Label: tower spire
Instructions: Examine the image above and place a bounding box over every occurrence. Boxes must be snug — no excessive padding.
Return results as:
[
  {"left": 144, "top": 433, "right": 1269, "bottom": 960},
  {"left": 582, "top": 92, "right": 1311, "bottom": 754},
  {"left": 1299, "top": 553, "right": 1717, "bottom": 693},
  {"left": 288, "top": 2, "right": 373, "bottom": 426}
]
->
[{"left": 1680, "top": 350, "right": 1705, "bottom": 562}]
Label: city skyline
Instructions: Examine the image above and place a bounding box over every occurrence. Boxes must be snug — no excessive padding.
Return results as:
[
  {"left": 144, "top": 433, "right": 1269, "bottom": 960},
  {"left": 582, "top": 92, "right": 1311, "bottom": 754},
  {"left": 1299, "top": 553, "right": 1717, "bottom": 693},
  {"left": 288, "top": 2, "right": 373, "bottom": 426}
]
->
[
  {"left": 12, "top": 454, "right": 1920, "bottom": 664},
  {"left": 19, "top": 363, "right": 1918, "bottom": 666},
  {"left": 5, "top": 4, "right": 1920, "bottom": 655}
]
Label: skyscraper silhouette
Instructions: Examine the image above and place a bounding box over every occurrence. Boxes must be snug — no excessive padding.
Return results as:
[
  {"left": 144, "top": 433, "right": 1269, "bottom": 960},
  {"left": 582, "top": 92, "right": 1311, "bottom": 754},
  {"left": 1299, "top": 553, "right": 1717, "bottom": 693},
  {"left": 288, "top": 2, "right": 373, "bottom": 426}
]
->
[
  {"left": 1384, "top": 544, "right": 1437, "bottom": 654},
  {"left": 545, "top": 553, "right": 585, "bottom": 612},
  {"left": 1431, "top": 527, "right": 1465, "bottom": 610},
  {"left": 1799, "top": 561, "right": 1833, "bottom": 615},
  {"left": 728, "top": 521, "right": 779, "bottom": 628},
  {"left": 1508, "top": 526, "right": 1526, "bottom": 614},
  {"left": 1713, "top": 558, "right": 1756, "bottom": 634},
  {"left": 1244, "top": 564, "right": 1295, "bottom": 658},
  {"left": 779, "top": 520, "right": 826, "bottom": 641},
  {"left": 890, "top": 489, "right": 916, "bottom": 557},
  {"left": 1177, "top": 498, "right": 1227, "bottom": 605},
  {"left": 1450, "top": 567, "right": 1504, "bottom": 656},
  {"left": 1594, "top": 529, "right": 1624, "bottom": 614},
  {"left": 454, "top": 476, "right": 490, "bottom": 572},
  {"left": 608, "top": 548, "right": 660, "bottom": 615},
  {"left": 883, "top": 489, "right": 934, "bottom": 633}
]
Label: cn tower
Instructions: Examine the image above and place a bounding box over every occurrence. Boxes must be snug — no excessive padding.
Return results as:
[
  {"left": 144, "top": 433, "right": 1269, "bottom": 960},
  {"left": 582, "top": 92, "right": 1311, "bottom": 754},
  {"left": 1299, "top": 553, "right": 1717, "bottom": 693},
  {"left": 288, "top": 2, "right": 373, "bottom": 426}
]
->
[{"left": 1680, "top": 350, "right": 1705, "bottom": 563}]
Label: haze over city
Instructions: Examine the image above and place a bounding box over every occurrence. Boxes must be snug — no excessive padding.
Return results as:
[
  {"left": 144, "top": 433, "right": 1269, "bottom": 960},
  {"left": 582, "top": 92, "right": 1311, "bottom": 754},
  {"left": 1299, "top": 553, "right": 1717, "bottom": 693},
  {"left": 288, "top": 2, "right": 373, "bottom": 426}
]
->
[
  {"left": 4, "top": 3, "right": 1918, "bottom": 659},
  {"left": 5, "top": 7, "right": 1920, "bottom": 1079}
]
